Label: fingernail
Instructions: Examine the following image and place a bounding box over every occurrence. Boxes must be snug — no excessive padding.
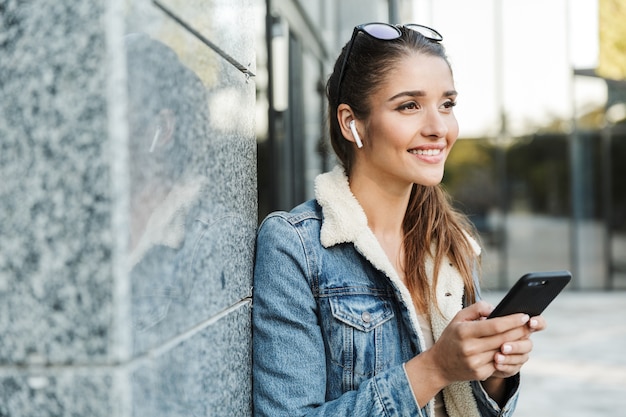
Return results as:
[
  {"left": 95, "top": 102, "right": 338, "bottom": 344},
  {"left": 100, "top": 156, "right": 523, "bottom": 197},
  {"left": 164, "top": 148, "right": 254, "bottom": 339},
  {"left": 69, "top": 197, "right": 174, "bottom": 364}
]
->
[
  {"left": 530, "top": 318, "right": 538, "bottom": 328},
  {"left": 495, "top": 353, "right": 505, "bottom": 363},
  {"left": 521, "top": 314, "right": 530, "bottom": 324},
  {"left": 502, "top": 344, "right": 512, "bottom": 354}
]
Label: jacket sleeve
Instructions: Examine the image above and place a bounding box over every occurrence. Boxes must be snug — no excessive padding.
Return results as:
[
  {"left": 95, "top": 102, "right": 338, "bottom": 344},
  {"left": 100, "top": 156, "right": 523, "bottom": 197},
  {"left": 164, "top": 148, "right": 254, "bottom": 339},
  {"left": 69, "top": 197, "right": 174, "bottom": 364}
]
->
[
  {"left": 472, "top": 375, "right": 520, "bottom": 417},
  {"left": 252, "top": 214, "right": 422, "bottom": 417}
]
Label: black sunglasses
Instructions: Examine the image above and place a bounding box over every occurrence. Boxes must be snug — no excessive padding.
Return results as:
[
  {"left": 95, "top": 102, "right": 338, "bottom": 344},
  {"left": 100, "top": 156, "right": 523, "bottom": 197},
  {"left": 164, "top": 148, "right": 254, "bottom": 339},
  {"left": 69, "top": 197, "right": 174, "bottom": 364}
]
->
[{"left": 335, "top": 22, "right": 444, "bottom": 104}]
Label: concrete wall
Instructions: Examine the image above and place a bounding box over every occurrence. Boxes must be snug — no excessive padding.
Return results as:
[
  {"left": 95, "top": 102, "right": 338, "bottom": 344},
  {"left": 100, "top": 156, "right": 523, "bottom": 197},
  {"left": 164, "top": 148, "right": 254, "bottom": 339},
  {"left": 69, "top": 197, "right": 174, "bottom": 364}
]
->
[{"left": 0, "top": 0, "right": 256, "bottom": 415}]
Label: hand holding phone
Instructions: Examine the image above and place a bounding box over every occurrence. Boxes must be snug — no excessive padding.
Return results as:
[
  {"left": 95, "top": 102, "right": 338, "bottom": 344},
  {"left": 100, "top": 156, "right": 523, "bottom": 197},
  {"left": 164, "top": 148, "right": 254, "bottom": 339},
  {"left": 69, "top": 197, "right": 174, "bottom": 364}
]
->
[{"left": 488, "top": 270, "right": 571, "bottom": 319}]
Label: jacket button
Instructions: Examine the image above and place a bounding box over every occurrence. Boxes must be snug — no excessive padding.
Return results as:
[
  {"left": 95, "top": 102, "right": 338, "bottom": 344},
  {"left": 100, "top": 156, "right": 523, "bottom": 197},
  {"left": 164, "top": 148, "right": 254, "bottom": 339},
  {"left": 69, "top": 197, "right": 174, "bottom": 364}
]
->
[{"left": 361, "top": 311, "right": 372, "bottom": 323}]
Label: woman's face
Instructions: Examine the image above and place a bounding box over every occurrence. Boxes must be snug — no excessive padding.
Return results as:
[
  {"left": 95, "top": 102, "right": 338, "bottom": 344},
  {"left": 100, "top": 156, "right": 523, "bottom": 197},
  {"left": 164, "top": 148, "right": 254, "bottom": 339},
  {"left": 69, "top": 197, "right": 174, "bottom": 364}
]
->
[{"left": 354, "top": 52, "right": 459, "bottom": 190}]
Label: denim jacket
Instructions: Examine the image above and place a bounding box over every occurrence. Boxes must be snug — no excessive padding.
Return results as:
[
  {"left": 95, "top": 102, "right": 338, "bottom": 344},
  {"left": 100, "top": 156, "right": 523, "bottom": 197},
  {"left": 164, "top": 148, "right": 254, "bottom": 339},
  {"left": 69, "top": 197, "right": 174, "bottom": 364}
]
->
[{"left": 253, "top": 166, "right": 519, "bottom": 417}]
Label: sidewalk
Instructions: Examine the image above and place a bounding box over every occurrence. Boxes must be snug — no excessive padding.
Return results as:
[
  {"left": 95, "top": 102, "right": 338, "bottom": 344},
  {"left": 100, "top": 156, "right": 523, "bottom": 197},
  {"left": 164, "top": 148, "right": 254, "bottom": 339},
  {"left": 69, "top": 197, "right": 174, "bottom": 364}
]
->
[{"left": 482, "top": 290, "right": 626, "bottom": 417}]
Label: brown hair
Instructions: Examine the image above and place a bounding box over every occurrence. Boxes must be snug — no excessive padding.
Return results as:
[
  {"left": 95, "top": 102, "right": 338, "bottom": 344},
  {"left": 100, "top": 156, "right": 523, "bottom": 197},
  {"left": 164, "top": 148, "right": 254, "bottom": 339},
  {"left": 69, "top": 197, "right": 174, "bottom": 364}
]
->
[{"left": 325, "top": 26, "right": 478, "bottom": 313}]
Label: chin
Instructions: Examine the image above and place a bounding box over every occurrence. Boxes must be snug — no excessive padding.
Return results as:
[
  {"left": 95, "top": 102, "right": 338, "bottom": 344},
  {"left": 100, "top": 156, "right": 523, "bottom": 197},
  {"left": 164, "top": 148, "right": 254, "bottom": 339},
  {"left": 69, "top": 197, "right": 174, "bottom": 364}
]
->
[{"left": 414, "top": 174, "right": 444, "bottom": 187}]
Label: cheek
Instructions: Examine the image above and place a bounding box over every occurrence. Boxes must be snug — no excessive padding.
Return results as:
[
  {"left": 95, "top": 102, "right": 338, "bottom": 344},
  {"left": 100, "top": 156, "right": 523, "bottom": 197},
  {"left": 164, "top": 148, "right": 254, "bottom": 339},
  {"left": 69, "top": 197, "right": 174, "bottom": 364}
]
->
[{"left": 447, "top": 117, "right": 459, "bottom": 147}]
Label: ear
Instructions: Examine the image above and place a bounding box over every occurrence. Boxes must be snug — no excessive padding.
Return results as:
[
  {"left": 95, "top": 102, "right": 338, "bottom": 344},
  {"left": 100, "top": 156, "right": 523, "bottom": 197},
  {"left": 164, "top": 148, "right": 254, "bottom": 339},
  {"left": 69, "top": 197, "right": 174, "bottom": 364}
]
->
[
  {"left": 149, "top": 108, "right": 176, "bottom": 152},
  {"left": 337, "top": 104, "right": 362, "bottom": 148}
]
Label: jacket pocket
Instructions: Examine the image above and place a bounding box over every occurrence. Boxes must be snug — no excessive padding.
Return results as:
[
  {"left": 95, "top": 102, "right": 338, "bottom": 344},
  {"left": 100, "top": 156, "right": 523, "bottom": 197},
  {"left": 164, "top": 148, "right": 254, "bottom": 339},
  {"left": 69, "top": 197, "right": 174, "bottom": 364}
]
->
[
  {"left": 327, "top": 293, "right": 395, "bottom": 391},
  {"left": 329, "top": 293, "right": 394, "bottom": 332}
]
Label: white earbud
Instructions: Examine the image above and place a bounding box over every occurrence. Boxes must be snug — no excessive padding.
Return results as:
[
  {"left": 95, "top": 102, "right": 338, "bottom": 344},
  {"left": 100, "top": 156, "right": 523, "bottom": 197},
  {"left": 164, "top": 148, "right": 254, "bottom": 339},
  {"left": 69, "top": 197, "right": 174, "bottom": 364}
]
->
[{"left": 349, "top": 120, "right": 363, "bottom": 148}]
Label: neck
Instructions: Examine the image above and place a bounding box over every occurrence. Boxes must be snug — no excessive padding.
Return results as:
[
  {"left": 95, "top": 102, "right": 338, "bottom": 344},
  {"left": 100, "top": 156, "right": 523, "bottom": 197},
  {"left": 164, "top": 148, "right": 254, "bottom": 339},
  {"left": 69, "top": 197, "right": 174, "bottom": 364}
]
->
[
  {"left": 349, "top": 167, "right": 412, "bottom": 232},
  {"left": 348, "top": 167, "right": 413, "bottom": 271}
]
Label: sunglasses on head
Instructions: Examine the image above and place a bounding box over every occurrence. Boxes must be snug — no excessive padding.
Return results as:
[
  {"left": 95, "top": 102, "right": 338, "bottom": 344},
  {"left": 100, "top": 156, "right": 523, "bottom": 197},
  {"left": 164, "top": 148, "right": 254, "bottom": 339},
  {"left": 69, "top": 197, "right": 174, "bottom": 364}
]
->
[{"left": 336, "top": 22, "right": 444, "bottom": 104}]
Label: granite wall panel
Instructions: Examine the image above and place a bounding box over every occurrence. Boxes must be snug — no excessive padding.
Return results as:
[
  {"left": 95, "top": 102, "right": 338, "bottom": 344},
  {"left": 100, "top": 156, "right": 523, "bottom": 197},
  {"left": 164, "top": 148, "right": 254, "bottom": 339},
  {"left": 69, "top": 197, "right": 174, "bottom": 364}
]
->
[
  {"left": 131, "top": 301, "right": 252, "bottom": 417},
  {"left": 0, "top": 0, "right": 113, "bottom": 365},
  {"left": 0, "top": 372, "right": 117, "bottom": 417},
  {"left": 123, "top": 9, "right": 256, "bottom": 355},
  {"left": 0, "top": 0, "right": 256, "bottom": 415}
]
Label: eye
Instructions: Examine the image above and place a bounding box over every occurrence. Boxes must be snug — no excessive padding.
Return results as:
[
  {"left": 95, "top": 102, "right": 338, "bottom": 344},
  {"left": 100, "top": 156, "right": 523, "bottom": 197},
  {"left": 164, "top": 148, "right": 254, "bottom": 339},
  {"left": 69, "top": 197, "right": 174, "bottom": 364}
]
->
[
  {"left": 397, "top": 101, "right": 420, "bottom": 111},
  {"left": 442, "top": 100, "right": 457, "bottom": 110}
]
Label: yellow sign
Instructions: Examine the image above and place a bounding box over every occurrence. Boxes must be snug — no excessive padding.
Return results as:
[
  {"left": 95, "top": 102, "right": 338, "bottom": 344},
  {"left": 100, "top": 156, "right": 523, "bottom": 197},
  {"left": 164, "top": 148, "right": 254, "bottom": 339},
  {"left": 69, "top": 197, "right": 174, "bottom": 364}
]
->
[{"left": 598, "top": 0, "right": 626, "bottom": 80}]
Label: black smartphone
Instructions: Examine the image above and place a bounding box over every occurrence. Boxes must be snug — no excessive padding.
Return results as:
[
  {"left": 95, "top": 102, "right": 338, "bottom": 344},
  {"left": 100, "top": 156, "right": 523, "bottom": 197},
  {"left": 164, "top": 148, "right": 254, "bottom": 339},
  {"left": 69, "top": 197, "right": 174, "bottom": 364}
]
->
[{"left": 487, "top": 270, "right": 572, "bottom": 318}]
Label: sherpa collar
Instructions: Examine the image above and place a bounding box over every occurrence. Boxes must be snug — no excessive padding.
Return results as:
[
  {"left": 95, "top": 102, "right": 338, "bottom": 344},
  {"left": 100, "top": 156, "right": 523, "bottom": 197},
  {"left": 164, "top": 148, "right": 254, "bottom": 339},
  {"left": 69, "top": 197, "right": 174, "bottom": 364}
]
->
[{"left": 315, "top": 166, "right": 482, "bottom": 417}]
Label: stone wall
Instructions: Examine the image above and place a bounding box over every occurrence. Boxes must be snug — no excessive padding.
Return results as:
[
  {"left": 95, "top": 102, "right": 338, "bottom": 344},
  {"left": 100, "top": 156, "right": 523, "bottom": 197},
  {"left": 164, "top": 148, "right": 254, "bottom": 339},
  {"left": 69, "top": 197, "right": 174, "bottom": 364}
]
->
[{"left": 0, "top": 0, "right": 256, "bottom": 415}]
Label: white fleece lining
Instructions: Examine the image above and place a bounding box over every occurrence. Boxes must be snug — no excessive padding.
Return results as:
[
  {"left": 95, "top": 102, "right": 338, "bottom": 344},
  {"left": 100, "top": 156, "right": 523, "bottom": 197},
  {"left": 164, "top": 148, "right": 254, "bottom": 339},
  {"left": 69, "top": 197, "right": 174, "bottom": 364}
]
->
[{"left": 315, "top": 166, "right": 482, "bottom": 417}]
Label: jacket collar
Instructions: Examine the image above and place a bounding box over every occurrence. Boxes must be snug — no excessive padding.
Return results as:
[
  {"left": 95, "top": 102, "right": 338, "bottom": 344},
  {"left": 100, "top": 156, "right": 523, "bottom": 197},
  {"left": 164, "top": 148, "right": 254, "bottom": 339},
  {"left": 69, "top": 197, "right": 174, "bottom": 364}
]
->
[{"left": 315, "top": 166, "right": 396, "bottom": 275}]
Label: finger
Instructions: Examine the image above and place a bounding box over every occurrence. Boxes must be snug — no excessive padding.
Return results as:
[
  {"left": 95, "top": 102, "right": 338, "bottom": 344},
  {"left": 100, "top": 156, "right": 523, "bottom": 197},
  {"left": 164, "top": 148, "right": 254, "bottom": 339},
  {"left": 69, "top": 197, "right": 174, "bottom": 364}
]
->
[
  {"left": 475, "top": 325, "right": 531, "bottom": 354},
  {"left": 456, "top": 301, "right": 494, "bottom": 322},
  {"left": 529, "top": 315, "right": 547, "bottom": 332},
  {"left": 473, "top": 313, "right": 530, "bottom": 338},
  {"left": 501, "top": 338, "right": 533, "bottom": 355},
  {"left": 492, "top": 363, "right": 524, "bottom": 379},
  {"left": 499, "top": 324, "right": 533, "bottom": 343},
  {"left": 495, "top": 352, "right": 529, "bottom": 369}
]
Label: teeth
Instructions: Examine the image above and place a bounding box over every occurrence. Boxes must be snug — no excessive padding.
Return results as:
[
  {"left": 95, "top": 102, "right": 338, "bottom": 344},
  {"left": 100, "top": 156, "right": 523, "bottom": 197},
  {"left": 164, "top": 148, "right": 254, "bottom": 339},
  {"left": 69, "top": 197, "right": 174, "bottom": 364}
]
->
[{"left": 409, "top": 148, "right": 442, "bottom": 156}]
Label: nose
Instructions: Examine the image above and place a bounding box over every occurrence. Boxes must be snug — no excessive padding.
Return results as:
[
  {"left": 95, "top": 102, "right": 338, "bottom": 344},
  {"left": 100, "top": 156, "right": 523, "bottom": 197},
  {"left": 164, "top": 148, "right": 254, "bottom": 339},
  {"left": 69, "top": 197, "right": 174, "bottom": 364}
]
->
[{"left": 421, "top": 109, "right": 448, "bottom": 139}]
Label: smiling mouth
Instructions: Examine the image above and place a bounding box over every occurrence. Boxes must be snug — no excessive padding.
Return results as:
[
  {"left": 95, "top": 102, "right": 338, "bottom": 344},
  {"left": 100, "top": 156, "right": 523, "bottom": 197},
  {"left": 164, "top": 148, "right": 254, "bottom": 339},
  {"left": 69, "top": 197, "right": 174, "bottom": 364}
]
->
[{"left": 408, "top": 148, "right": 442, "bottom": 156}]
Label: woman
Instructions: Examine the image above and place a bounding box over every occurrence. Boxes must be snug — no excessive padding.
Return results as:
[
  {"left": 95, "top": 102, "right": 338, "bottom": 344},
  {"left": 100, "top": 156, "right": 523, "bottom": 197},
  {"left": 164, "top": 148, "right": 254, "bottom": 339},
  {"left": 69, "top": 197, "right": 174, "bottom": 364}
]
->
[{"left": 252, "top": 23, "right": 545, "bottom": 417}]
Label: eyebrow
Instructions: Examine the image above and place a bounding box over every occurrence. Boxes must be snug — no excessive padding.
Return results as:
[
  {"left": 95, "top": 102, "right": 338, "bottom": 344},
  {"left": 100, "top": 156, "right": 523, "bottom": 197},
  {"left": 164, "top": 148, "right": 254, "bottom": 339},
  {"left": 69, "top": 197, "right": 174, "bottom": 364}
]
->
[{"left": 388, "top": 89, "right": 458, "bottom": 101}]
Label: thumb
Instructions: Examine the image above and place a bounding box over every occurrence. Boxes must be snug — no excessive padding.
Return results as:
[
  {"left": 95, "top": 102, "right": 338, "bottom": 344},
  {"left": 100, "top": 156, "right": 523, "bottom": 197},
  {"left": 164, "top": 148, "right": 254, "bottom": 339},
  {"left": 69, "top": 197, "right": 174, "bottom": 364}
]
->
[{"left": 455, "top": 301, "right": 494, "bottom": 322}]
